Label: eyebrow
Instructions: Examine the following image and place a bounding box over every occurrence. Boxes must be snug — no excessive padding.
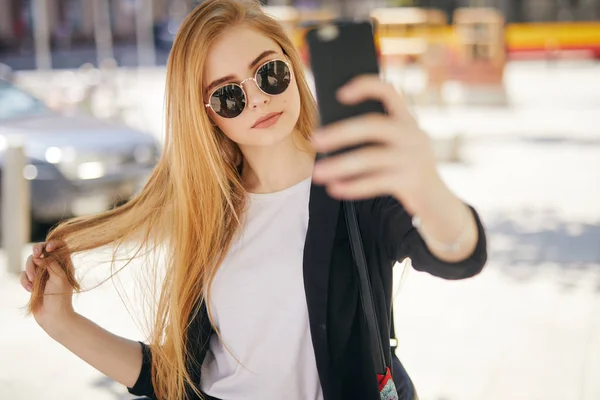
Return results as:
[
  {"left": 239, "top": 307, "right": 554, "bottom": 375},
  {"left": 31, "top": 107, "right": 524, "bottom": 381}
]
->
[{"left": 205, "top": 50, "right": 279, "bottom": 95}]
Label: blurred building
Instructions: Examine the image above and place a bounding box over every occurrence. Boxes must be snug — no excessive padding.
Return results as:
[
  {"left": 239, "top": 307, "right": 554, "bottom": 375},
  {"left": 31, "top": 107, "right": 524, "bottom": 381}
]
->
[
  {"left": 1, "top": 0, "right": 599, "bottom": 53},
  {"left": 0, "top": 0, "right": 203, "bottom": 51}
]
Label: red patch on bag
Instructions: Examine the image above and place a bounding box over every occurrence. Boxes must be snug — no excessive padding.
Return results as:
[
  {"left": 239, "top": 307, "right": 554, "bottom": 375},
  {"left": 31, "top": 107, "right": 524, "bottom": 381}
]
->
[{"left": 378, "top": 367, "right": 393, "bottom": 391}]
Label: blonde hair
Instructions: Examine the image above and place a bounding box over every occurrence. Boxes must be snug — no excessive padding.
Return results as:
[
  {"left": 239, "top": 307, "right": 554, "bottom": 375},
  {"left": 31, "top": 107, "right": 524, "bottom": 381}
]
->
[{"left": 28, "top": 0, "right": 318, "bottom": 398}]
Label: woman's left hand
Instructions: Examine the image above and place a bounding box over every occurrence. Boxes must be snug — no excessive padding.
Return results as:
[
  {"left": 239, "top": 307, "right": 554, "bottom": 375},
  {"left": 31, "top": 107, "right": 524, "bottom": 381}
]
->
[{"left": 311, "top": 75, "right": 446, "bottom": 216}]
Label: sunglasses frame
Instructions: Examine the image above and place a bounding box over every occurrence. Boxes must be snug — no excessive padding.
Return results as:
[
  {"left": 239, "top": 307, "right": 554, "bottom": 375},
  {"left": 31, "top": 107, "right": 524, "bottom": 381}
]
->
[{"left": 204, "top": 58, "right": 293, "bottom": 118}]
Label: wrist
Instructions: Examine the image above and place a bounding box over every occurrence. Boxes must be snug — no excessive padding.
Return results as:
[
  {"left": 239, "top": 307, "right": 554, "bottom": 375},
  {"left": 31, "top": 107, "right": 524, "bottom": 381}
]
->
[
  {"left": 405, "top": 176, "right": 454, "bottom": 218},
  {"left": 414, "top": 201, "right": 478, "bottom": 262},
  {"left": 42, "top": 309, "right": 79, "bottom": 341},
  {"left": 412, "top": 202, "right": 471, "bottom": 254}
]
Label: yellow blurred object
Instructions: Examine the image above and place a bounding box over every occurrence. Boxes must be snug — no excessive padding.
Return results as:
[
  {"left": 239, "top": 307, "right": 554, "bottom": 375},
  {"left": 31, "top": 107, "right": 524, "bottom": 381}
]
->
[
  {"left": 506, "top": 22, "right": 600, "bottom": 56},
  {"left": 370, "top": 7, "right": 449, "bottom": 64}
]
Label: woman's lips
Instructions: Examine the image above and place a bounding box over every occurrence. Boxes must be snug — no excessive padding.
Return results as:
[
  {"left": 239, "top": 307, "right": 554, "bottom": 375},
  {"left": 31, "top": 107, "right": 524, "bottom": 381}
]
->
[{"left": 252, "top": 112, "right": 283, "bottom": 129}]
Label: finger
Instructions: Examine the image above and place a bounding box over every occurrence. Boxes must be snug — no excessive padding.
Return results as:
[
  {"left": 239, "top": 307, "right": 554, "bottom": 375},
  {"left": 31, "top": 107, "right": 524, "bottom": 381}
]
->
[
  {"left": 46, "top": 240, "right": 73, "bottom": 266},
  {"left": 45, "top": 239, "right": 68, "bottom": 253},
  {"left": 326, "top": 171, "right": 399, "bottom": 200},
  {"left": 312, "top": 114, "right": 396, "bottom": 154},
  {"left": 20, "top": 272, "right": 33, "bottom": 292},
  {"left": 338, "top": 75, "right": 415, "bottom": 122},
  {"left": 32, "top": 256, "right": 45, "bottom": 268},
  {"left": 33, "top": 242, "right": 46, "bottom": 258},
  {"left": 313, "top": 147, "right": 400, "bottom": 184},
  {"left": 25, "top": 255, "right": 38, "bottom": 282}
]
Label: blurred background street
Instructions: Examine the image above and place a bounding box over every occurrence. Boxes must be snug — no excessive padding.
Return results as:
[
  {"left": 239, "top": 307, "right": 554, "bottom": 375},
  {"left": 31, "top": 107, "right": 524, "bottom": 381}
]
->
[{"left": 1, "top": 0, "right": 600, "bottom": 399}]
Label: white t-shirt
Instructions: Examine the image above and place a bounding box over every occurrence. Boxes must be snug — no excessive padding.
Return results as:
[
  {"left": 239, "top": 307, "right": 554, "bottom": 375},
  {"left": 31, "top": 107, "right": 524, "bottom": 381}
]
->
[{"left": 201, "top": 176, "right": 324, "bottom": 400}]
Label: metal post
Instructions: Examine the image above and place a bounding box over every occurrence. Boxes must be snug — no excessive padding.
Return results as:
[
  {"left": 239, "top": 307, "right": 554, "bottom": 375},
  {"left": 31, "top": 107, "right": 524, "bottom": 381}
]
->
[
  {"left": 3, "top": 138, "right": 31, "bottom": 275},
  {"left": 93, "top": 0, "right": 114, "bottom": 66},
  {"left": 136, "top": 0, "right": 156, "bottom": 67},
  {"left": 32, "top": 0, "right": 52, "bottom": 70}
]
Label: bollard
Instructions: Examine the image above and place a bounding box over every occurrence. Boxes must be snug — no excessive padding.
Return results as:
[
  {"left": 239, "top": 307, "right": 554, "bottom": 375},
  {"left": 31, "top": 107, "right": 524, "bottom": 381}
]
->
[
  {"left": 32, "top": 0, "right": 52, "bottom": 70},
  {"left": 2, "top": 139, "right": 31, "bottom": 275},
  {"left": 93, "top": 0, "right": 114, "bottom": 66},
  {"left": 136, "top": 0, "right": 156, "bottom": 67}
]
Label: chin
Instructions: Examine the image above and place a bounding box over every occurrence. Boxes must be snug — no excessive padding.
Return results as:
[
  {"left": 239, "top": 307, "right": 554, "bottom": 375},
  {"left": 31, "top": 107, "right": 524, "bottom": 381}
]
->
[
  {"left": 254, "top": 128, "right": 294, "bottom": 147},
  {"left": 251, "top": 115, "right": 298, "bottom": 146}
]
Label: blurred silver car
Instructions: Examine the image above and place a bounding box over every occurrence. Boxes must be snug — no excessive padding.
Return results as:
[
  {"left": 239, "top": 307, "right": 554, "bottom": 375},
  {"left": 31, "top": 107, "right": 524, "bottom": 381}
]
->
[{"left": 0, "top": 78, "right": 160, "bottom": 227}]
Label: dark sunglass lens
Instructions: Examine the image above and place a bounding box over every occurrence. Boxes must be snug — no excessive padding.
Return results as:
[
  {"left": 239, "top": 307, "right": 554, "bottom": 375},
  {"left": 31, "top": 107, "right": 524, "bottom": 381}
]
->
[
  {"left": 256, "top": 60, "right": 291, "bottom": 95},
  {"left": 210, "top": 84, "right": 246, "bottom": 118}
]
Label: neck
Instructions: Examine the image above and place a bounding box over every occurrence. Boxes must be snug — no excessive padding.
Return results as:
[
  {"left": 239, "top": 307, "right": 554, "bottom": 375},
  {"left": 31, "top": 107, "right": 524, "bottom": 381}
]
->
[{"left": 239, "top": 131, "right": 315, "bottom": 194}]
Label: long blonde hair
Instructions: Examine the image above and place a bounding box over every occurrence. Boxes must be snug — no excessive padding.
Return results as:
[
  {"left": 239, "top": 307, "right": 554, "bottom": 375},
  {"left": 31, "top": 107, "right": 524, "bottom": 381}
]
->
[{"left": 28, "top": 1, "right": 317, "bottom": 398}]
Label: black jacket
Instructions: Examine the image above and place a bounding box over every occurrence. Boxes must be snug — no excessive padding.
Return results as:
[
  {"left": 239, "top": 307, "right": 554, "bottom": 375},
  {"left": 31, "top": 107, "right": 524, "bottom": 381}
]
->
[{"left": 128, "top": 183, "right": 487, "bottom": 400}]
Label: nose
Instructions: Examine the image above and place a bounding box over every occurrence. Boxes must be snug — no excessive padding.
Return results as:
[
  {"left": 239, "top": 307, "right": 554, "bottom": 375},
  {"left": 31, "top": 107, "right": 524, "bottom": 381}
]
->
[{"left": 242, "top": 78, "right": 269, "bottom": 109}]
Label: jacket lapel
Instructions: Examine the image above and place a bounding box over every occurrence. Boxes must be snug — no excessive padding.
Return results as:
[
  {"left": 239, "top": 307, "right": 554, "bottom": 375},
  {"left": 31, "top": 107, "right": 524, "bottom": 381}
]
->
[{"left": 303, "top": 182, "right": 340, "bottom": 399}]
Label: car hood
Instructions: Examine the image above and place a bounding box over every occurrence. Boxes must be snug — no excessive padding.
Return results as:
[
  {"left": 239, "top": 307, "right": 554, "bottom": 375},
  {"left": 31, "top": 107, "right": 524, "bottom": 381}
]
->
[{"left": 0, "top": 113, "right": 158, "bottom": 159}]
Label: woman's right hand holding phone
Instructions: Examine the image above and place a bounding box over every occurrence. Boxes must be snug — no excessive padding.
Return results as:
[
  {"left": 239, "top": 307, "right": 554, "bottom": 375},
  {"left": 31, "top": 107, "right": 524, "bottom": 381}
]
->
[{"left": 20, "top": 241, "right": 76, "bottom": 337}]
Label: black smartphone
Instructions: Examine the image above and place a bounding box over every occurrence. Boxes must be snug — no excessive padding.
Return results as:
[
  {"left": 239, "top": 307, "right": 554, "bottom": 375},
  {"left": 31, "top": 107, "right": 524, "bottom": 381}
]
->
[{"left": 306, "top": 20, "right": 386, "bottom": 158}]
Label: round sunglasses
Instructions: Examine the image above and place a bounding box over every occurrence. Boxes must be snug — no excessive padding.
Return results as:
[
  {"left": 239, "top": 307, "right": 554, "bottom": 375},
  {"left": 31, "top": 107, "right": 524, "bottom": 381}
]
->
[{"left": 204, "top": 59, "right": 292, "bottom": 119}]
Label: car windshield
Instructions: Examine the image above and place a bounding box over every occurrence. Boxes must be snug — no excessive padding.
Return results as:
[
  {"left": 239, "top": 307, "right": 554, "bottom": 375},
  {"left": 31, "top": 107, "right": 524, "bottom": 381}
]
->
[{"left": 0, "top": 80, "right": 50, "bottom": 120}]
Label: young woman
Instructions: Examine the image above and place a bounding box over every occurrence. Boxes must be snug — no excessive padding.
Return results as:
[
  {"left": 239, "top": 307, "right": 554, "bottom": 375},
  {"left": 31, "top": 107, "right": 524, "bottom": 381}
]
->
[{"left": 20, "top": 1, "right": 487, "bottom": 399}]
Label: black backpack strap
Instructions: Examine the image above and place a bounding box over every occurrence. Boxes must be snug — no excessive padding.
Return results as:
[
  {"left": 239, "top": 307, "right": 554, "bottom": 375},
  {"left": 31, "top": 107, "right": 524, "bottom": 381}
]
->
[{"left": 344, "top": 200, "right": 387, "bottom": 375}]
